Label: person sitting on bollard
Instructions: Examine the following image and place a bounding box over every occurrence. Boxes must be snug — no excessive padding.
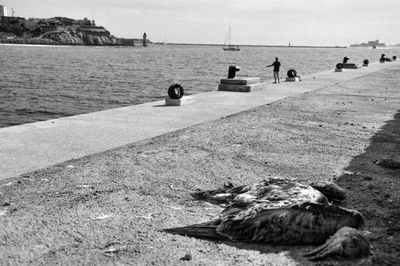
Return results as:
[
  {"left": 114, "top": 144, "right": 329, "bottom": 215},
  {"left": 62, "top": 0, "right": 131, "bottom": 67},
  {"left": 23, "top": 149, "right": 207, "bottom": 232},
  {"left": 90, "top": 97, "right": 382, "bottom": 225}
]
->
[{"left": 266, "top": 57, "right": 281, "bottom": 84}]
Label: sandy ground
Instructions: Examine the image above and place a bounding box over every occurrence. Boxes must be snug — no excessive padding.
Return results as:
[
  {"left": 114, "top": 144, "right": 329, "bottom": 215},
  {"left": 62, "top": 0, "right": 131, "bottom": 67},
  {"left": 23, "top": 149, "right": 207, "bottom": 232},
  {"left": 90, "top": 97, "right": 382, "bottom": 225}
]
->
[{"left": 1, "top": 66, "right": 400, "bottom": 265}]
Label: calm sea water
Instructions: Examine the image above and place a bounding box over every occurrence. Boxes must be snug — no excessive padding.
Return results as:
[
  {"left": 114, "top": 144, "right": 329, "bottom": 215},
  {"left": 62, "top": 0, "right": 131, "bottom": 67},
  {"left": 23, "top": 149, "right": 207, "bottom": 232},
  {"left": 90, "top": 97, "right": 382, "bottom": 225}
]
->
[{"left": 1, "top": 44, "right": 399, "bottom": 128}]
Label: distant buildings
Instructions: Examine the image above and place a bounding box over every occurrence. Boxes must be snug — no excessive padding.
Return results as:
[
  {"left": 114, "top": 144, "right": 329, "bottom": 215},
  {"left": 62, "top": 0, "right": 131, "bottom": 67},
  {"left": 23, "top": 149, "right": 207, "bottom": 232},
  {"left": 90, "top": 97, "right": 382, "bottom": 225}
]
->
[
  {"left": 0, "top": 5, "right": 144, "bottom": 46},
  {"left": 0, "top": 5, "right": 7, "bottom": 17},
  {"left": 0, "top": 13, "right": 99, "bottom": 38},
  {"left": 350, "top": 40, "right": 386, "bottom": 48},
  {"left": 0, "top": 16, "right": 27, "bottom": 35},
  {"left": 0, "top": 3, "right": 97, "bottom": 33}
]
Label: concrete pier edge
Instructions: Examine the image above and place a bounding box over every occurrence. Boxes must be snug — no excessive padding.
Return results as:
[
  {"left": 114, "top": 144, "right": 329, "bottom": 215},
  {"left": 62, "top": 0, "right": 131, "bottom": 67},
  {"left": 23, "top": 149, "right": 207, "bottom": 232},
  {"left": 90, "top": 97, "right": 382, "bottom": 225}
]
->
[{"left": 1, "top": 60, "right": 399, "bottom": 180}]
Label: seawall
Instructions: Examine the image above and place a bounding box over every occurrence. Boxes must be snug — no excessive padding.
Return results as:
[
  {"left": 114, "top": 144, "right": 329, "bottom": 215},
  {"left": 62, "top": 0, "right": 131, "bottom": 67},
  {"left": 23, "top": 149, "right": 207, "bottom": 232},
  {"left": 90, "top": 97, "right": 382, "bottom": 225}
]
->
[{"left": 0, "top": 61, "right": 399, "bottom": 180}]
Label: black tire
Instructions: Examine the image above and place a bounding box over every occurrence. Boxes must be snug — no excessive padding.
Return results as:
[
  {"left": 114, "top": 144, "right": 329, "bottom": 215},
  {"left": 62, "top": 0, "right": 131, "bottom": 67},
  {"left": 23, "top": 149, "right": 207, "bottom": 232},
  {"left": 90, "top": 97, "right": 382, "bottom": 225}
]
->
[
  {"left": 287, "top": 69, "right": 297, "bottom": 78},
  {"left": 363, "top": 60, "right": 369, "bottom": 65},
  {"left": 336, "top": 63, "right": 342, "bottom": 69},
  {"left": 168, "top": 84, "right": 184, "bottom": 99}
]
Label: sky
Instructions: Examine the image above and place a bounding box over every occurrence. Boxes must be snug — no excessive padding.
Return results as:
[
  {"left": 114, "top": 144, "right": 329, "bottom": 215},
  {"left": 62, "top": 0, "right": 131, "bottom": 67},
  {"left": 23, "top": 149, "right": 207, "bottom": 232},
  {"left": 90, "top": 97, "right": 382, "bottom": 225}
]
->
[{"left": 2, "top": 0, "right": 400, "bottom": 46}]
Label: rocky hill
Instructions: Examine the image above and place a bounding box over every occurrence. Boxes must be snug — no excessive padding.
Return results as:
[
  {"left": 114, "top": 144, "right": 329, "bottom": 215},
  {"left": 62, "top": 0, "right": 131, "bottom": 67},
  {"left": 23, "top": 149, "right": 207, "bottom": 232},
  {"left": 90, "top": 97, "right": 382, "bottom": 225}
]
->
[
  {"left": 0, "top": 16, "right": 138, "bottom": 46},
  {"left": 39, "top": 26, "right": 121, "bottom": 45}
]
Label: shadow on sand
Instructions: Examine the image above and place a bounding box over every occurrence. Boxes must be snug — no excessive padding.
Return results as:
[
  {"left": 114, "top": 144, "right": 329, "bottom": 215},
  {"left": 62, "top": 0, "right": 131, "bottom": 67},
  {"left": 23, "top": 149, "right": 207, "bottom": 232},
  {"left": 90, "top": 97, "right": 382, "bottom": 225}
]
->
[
  {"left": 172, "top": 110, "right": 400, "bottom": 265},
  {"left": 334, "top": 110, "right": 400, "bottom": 265}
]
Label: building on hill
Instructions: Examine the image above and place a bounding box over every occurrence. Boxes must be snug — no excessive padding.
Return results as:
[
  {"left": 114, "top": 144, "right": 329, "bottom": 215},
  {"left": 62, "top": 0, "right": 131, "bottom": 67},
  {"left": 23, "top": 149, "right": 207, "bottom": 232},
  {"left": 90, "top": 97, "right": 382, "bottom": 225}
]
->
[
  {"left": 350, "top": 40, "right": 386, "bottom": 47},
  {"left": 52, "top": 17, "right": 95, "bottom": 27},
  {"left": 367, "top": 40, "right": 386, "bottom": 47},
  {"left": 1, "top": 16, "right": 26, "bottom": 30},
  {"left": 0, "top": 16, "right": 30, "bottom": 37},
  {"left": 0, "top": 15, "right": 102, "bottom": 38},
  {"left": 74, "top": 17, "right": 95, "bottom": 26},
  {"left": 54, "top": 17, "right": 74, "bottom": 26},
  {"left": 0, "top": 5, "right": 7, "bottom": 17},
  {"left": 0, "top": 14, "right": 131, "bottom": 45},
  {"left": 26, "top": 18, "right": 40, "bottom": 31},
  {"left": 39, "top": 18, "right": 61, "bottom": 26}
]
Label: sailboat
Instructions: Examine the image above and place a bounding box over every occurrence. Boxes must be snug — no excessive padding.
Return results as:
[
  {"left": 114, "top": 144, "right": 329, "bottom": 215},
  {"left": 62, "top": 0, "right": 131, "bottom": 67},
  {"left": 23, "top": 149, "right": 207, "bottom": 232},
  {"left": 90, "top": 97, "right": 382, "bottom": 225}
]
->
[{"left": 223, "top": 26, "right": 240, "bottom": 51}]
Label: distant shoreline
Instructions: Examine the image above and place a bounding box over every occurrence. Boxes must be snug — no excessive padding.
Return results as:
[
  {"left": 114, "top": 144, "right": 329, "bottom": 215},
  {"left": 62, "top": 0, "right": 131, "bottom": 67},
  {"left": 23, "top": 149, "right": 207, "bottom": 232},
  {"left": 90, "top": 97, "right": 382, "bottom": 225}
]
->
[
  {"left": 0, "top": 40, "right": 346, "bottom": 49},
  {"left": 156, "top": 42, "right": 347, "bottom": 49}
]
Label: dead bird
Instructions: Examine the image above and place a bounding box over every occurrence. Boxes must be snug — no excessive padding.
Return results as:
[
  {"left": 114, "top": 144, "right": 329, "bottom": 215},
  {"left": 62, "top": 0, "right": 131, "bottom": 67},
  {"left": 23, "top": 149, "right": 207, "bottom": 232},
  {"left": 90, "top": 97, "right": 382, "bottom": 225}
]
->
[{"left": 164, "top": 177, "right": 370, "bottom": 261}]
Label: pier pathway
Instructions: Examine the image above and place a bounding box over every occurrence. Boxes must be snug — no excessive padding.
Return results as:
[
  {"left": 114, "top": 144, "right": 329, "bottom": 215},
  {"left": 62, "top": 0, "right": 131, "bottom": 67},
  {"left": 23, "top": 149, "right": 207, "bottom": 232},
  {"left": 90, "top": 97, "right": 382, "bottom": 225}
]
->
[{"left": 1, "top": 61, "right": 399, "bottom": 180}]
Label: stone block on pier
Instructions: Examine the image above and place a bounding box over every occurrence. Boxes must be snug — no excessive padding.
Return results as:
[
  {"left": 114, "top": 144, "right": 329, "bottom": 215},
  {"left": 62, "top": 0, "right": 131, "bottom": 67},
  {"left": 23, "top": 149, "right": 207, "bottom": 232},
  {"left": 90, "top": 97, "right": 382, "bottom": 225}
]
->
[
  {"left": 218, "top": 82, "right": 266, "bottom": 92},
  {"left": 218, "top": 77, "right": 265, "bottom": 92},
  {"left": 341, "top": 63, "right": 359, "bottom": 69},
  {"left": 220, "top": 77, "right": 261, "bottom": 85},
  {"left": 285, "top": 77, "right": 300, "bottom": 82},
  {"left": 165, "top": 98, "right": 182, "bottom": 106}
]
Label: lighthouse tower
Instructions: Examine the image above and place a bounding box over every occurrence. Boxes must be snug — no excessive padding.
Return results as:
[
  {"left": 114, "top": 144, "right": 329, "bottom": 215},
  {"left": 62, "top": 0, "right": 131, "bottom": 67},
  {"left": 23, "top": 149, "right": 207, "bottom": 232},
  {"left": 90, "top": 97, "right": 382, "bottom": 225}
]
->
[{"left": 143, "top": 32, "right": 147, "bottom": 47}]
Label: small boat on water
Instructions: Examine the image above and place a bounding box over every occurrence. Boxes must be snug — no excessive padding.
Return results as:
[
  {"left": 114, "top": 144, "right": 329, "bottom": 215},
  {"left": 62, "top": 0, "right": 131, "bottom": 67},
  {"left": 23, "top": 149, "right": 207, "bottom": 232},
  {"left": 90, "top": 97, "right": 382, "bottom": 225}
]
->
[
  {"left": 223, "top": 26, "right": 240, "bottom": 51},
  {"left": 224, "top": 45, "right": 240, "bottom": 51}
]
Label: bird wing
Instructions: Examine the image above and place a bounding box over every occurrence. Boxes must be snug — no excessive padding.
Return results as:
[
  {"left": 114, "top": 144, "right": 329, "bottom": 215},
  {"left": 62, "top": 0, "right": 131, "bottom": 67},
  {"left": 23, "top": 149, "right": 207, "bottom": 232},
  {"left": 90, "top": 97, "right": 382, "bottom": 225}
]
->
[{"left": 217, "top": 202, "right": 364, "bottom": 245}]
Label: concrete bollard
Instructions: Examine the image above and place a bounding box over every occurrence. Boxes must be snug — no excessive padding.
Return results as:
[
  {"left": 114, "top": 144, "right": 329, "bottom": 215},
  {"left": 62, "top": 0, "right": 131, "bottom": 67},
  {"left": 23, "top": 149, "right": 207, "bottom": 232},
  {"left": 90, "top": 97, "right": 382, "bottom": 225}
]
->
[{"left": 227, "top": 66, "right": 240, "bottom": 79}]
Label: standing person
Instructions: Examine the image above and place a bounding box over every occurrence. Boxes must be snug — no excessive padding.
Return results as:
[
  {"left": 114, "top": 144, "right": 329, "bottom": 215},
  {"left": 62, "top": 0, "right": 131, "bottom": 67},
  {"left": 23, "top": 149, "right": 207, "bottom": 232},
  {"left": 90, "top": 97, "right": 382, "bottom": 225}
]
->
[{"left": 266, "top": 57, "right": 281, "bottom": 83}]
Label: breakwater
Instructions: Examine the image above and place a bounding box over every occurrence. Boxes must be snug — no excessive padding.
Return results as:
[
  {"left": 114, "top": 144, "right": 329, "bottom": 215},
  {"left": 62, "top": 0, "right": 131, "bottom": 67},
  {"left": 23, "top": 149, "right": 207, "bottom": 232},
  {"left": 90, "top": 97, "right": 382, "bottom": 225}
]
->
[{"left": 1, "top": 44, "right": 399, "bottom": 128}]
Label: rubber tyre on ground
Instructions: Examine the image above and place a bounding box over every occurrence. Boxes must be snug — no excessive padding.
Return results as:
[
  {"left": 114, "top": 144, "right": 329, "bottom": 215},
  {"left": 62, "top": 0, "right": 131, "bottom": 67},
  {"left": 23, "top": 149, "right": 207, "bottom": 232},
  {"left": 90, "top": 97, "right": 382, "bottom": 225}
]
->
[
  {"left": 168, "top": 84, "right": 184, "bottom": 99},
  {"left": 287, "top": 69, "right": 297, "bottom": 78}
]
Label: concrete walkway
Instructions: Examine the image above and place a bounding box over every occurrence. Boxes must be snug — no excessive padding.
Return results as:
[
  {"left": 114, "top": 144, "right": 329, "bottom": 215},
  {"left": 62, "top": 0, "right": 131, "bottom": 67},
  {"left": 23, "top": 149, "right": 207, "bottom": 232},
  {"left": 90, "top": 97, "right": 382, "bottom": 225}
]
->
[{"left": 1, "top": 61, "right": 399, "bottom": 180}]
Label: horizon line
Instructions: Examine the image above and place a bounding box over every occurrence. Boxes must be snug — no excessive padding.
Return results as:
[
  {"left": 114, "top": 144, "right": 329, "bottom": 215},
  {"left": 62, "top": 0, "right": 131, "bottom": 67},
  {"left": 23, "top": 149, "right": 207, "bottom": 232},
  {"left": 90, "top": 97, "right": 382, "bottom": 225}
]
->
[{"left": 152, "top": 42, "right": 348, "bottom": 48}]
